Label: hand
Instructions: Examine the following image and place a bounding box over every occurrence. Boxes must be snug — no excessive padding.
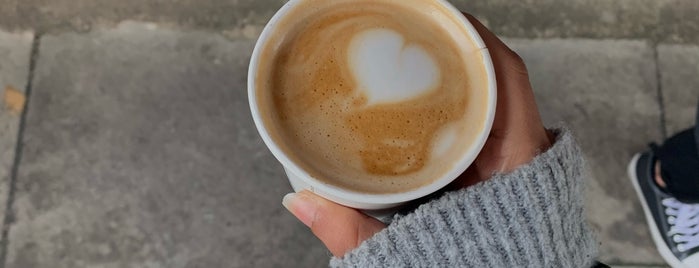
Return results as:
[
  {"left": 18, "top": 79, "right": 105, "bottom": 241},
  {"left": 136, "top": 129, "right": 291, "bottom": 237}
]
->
[
  {"left": 282, "top": 14, "right": 552, "bottom": 257},
  {"left": 449, "top": 14, "right": 552, "bottom": 189}
]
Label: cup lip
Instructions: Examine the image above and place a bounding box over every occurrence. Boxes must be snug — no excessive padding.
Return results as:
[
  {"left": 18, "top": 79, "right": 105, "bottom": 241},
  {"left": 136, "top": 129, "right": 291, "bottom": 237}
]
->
[{"left": 248, "top": 0, "right": 497, "bottom": 207}]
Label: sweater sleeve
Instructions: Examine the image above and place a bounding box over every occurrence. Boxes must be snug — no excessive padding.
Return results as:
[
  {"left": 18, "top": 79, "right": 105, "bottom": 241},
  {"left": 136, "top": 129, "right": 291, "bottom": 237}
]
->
[{"left": 330, "top": 129, "right": 598, "bottom": 267}]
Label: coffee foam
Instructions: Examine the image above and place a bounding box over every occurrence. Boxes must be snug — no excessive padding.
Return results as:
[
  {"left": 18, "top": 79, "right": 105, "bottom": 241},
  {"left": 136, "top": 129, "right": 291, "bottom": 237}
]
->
[
  {"left": 256, "top": 0, "right": 489, "bottom": 193},
  {"left": 349, "top": 29, "right": 440, "bottom": 104}
]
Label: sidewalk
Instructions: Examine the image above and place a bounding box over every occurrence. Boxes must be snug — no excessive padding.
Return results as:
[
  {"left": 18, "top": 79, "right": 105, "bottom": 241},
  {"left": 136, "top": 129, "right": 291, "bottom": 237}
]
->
[{"left": 0, "top": 20, "right": 696, "bottom": 268}]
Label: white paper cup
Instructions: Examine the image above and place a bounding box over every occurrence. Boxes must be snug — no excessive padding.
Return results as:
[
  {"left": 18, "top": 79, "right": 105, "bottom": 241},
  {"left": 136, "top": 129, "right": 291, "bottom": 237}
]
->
[{"left": 248, "top": 0, "right": 497, "bottom": 213}]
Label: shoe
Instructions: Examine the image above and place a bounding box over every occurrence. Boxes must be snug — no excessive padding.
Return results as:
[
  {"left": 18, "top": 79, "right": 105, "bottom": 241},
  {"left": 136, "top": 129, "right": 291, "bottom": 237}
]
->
[{"left": 629, "top": 151, "right": 699, "bottom": 268}]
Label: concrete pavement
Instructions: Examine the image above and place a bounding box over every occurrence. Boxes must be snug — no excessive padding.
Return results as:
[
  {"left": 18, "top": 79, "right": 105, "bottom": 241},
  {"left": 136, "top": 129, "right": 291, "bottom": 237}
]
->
[
  {"left": 3, "top": 0, "right": 699, "bottom": 44},
  {"left": 0, "top": 5, "right": 698, "bottom": 268},
  {"left": 4, "top": 23, "right": 327, "bottom": 268},
  {"left": 659, "top": 45, "right": 699, "bottom": 135},
  {"left": 0, "top": 30, "right": 34, "bottom": 254},
  {"left": 508, "top": 39, "right": 664, "bottom": 265}
]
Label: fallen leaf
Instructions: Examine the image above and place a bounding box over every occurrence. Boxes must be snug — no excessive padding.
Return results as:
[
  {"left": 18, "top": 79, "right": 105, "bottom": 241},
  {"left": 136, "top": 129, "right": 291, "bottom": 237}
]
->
[{"left": 3, "top": 85, "right": 25, "bottom": 115}]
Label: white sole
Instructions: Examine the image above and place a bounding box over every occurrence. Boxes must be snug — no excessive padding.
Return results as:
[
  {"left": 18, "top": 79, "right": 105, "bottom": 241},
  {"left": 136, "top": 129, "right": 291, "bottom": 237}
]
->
[{"left": 628, "top": 153, "right": 687, "bottom": 268}]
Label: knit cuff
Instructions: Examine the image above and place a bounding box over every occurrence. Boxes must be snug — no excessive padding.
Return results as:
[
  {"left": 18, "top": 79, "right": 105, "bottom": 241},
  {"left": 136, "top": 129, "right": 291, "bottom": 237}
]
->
[{"left": 330, "top": 128, "right": 598, "bottom": 267}]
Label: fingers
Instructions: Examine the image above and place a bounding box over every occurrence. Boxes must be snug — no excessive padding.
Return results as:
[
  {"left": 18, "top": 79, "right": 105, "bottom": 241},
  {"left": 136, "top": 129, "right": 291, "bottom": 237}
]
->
[
  {"left": 463, "top": 13, "right": 534, "bottom": 122},
  {"left": 463, "top": 13, "right": 529, "bottom": 78},
  {"left": 282, "top": 191, "right": 386, "bottom": 257},
  {"left": 456, "top": 14, "right": 552, "bottom": 177},
  {"left": 462, "top": 12, "right": 534, "bottom": 117},
  {"left": 463, "top": 14, "right": 513, "bottom": 59},
  {"left": 462, "top": 13, "right": 540, "bottom": 137}
]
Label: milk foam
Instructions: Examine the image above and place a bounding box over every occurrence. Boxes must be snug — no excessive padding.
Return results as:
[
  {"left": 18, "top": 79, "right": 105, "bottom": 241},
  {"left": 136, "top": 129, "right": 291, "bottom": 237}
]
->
[
  {"left": 349, "top": 29, "right": 440, "bottom": 105},
  {"left": 431, "top": 124, "right": 458, "bottom": 159}
]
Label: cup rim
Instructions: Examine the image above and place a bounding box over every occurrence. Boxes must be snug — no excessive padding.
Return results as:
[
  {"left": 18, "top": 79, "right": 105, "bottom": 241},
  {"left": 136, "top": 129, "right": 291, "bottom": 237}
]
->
[{"left": 248, "top": 0, "right": 497, "bottom": 207}]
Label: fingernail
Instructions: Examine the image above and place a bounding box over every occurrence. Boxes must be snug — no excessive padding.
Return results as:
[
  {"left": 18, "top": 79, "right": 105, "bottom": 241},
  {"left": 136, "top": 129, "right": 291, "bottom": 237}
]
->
[
  {"left": 282, "top": 192, "right": 316, "bottom": 227},
  {"left": 281, "top": 193, "right": 296, "bottom": 211}
]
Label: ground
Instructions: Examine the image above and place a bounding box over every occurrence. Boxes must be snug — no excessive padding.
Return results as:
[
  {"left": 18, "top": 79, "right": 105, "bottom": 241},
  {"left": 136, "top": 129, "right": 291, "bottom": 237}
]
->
[{"left": 0, "top": 0, "right": 697, "bottom": 267}]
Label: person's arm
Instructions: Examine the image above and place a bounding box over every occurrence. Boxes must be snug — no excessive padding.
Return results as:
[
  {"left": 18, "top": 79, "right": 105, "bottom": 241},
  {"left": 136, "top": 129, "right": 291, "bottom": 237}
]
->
[{"left": 330, "top": 128, "right": 597, "bottom": 267}]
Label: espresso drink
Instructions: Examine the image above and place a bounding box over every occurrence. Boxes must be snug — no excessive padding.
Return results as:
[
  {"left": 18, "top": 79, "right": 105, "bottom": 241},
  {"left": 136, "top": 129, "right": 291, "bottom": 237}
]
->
[{"left": 256, "top": 0, "right": 490, "bottom": 193}]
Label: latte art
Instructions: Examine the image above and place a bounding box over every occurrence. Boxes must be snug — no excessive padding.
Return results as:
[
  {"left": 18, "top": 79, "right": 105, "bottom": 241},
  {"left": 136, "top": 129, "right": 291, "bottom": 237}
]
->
[
  {"left": 349, "top": 29, "right": 440, "bottom": 105},
  {"left": 256, "top": 0, "right": 490, "bottom": 193}
]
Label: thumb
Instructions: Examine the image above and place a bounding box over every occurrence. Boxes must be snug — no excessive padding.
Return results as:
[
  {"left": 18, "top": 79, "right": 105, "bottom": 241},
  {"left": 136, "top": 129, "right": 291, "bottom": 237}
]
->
[{"left": 282, "top": 190, "right": 387, "bottom": 257}]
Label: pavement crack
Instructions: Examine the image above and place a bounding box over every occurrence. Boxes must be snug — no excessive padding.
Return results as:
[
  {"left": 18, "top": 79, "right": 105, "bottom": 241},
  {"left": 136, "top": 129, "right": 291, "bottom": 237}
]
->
[
  {"left": 653, "top": 43, "right": 667, "bottom": 140},
  {"left": 0, "top": 32, "right": 41, "bottom": 268}
]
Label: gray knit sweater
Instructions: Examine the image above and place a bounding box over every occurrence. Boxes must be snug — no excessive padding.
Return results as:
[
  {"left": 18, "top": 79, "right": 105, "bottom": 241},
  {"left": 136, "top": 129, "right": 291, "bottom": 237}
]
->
[{"left": 330, "top": 129, "right": 598, "bottom": 267}]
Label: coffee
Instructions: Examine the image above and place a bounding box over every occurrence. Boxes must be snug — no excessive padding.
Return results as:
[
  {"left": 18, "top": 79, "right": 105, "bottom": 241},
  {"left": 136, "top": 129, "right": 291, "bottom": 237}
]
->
[{"left": 255, "top": 0, "right": 490, "bottom": 194}]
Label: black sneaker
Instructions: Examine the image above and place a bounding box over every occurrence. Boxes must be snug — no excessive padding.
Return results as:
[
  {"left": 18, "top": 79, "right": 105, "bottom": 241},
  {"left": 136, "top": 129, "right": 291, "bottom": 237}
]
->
[{"left": 629, "top": 151, "right": 699, "bottom": 267}]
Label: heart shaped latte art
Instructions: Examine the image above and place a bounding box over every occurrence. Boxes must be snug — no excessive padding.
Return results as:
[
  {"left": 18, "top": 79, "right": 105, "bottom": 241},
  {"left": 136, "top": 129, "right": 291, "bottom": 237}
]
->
[{"left": 348, "top": 29, "right": 441, "bottom": 105}]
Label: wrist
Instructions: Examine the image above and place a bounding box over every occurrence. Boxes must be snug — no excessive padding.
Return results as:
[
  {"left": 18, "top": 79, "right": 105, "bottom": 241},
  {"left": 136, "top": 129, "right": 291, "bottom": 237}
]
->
[{"left": 505, "top": 128, "right": 553, "bottom": 173}]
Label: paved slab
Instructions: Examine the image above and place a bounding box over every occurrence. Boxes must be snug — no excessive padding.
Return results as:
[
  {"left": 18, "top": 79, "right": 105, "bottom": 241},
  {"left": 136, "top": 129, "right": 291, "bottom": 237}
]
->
[
  {"left": 658, "top": 44, "right": 699, "bottom": 135},
  {"left": 0, "top": 0, "right": 285, "bottom": 33},
  {"left": 3, "top": 27, "right": 681, "bottom": 267},
  {"left": 455, "top": 0, "right": 699, "bottom": 44},
  {"left": 507, "top": 39, "right": 665, "bottom": 265},
  {"left": 3, "top": 0, "right": 699, "bottom": 44},
  {"left": 0, "top": 30, "right": 33, "bottom": 234},
  {"left": 5, "top": 22, "right": 327, "bottom": 268}
]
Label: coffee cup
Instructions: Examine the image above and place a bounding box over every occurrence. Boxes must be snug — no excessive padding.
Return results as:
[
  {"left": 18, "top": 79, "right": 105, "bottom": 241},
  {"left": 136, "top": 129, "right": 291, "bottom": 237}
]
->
[{"left": 248, "top": 0, "right": 496, "bottom": 215}]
